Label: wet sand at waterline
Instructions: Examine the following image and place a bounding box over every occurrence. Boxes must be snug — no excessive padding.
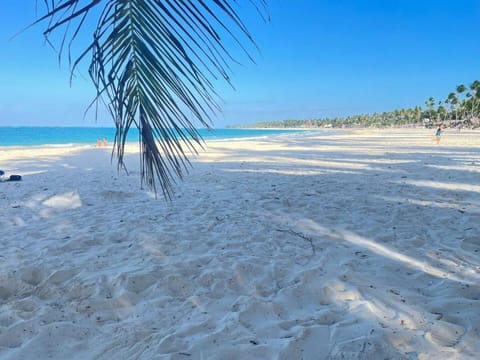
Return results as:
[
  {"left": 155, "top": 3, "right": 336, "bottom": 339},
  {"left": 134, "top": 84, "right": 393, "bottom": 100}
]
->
[{"left": 0, "top": 128, "right": 479, "bottom": 359}]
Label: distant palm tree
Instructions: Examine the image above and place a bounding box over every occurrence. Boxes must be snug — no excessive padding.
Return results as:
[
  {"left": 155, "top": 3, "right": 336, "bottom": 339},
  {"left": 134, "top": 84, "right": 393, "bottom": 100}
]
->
[
  {"left": 456, "top": 84, "right": 467, "bottom": 94},
  {"left": 425, "top": 97, "right": 435, "bottom": 120},
  {"left": 469, "top": 80, "right": 480, "bottom": 119},
  {"left": 34, "top": 1, "right": 267, "bottom": 198},
  {"left": 456, "top": 84, "right": 467, "bottom": 119},
  {"left": 437, "top": 104, "right": 447, "bottom": 121},
  {"left": 447, "top": 92, "right": 459, "bottom": 120},
  {"left": 465, "top": 92, "right": 474, "bottom": 119}
]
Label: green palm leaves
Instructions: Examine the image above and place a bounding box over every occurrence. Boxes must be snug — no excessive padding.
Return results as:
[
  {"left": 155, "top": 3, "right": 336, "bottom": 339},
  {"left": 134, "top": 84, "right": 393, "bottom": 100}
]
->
[{"left": 35, "top": 0, "right": 267, "bottom": 198}]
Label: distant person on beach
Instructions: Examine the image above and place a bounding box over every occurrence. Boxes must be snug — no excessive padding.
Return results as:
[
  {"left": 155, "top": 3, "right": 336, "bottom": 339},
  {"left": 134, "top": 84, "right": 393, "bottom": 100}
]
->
[
  {"left": 97, "top": 138, "right": 103, "bottom": 147},
  {"left": 435, "top": 125, "right": 443, "bottom": 144},
  {"left": 103, "top": 137, "right": 108, "bottom": 147}
]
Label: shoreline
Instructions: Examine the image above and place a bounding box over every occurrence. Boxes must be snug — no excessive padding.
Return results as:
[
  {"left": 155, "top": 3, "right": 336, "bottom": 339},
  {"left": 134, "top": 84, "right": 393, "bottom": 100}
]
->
[
  {"left": 1, "top": 126, "right": 476, "bottom": 149},
  {"left": 0, "top": 127, "right": 304, "bottom": 148},
  {"left": 1, "top": 128, "right": 479, "bottom": 359}
]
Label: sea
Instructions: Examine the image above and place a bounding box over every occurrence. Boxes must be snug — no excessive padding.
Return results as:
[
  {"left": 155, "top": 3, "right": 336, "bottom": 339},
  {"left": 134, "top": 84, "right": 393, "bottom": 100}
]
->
[{"left": 0, "top": 127, "right": 305, "bottom": 147}]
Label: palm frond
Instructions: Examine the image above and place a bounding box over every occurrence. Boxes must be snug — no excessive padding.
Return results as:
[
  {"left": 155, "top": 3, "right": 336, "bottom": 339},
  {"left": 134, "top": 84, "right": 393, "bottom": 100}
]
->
[{"left": 35, "top": 0, "right": 267, "bottom": 199}]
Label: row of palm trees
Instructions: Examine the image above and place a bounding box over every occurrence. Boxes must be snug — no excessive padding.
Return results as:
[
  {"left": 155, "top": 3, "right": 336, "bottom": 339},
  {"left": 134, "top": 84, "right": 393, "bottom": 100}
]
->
[
  {"left": 242, "top": 80, "right": 480, "bottom": 129},
  {"left": 426, "top": 80, "right": 480, "bottom": 124}
]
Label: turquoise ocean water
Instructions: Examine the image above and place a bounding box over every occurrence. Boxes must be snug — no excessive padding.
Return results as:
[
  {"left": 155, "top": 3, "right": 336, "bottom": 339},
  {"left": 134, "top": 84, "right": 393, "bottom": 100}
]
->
[{"left": 0, "top": 127, "right": 305, "bottom": 147}]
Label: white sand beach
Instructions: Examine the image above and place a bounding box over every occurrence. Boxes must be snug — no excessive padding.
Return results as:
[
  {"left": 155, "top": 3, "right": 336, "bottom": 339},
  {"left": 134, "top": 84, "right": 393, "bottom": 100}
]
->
[{"left": 0, "top": 128, "right": 479, "bottom": 359}]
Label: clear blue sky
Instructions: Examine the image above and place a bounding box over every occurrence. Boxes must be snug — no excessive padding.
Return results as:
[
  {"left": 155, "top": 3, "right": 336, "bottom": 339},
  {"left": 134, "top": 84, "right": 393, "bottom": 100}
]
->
[{"left": 0, "top": 0, "right": 479, "bottom": 127}]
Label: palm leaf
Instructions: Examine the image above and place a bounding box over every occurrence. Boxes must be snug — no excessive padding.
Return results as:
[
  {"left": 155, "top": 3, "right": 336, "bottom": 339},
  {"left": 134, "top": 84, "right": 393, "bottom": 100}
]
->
[{"left": 34, "top": 0, "right": 268, "bottom": 199}]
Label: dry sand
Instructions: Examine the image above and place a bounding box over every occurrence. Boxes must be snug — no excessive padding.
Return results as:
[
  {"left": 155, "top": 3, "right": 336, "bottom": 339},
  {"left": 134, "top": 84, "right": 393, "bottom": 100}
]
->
[{"left": 0, "top": 128, "right": 479, "bottom": 359}]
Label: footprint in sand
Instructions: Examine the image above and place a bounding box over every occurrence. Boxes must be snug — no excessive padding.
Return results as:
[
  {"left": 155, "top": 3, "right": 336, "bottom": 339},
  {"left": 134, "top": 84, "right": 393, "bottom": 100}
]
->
[
  {"left": 165, "top": 274, "right": 192, "bottom": 298},
  {"left": 279, "top": 326, "right": 331, "bottom": 359},
  {"left": 0, "top": 277, "right": 35, "bottom": 301},
  {"left": 456, "top": 284, "right": 480, "bottom": 301},
  {"left": 13, "top": 299, "right": 37, "bottom": 320},
  {"left": 0, "top": 285, "right": 14, "bottom": 301},
  {"left": 19, "top": 267, "right": 46, "bottom": 286},
  {"left": 124, "top": 273, "right": 157, "bottom": 294},
  {"left": 46, "top": 268, "right": 81, "bottom": 285},
  {"left": 330, "top": 336, "right": 394, "bottom": 360},
  {"left": 460, "top": 236, "right": 480, "bottom": 252},
  {"left": 314, "top": 309, "right": 343, "bottom": 325},
  {"left": 238, "top": 300, "right": 282, "bottom": 330},
  {"left": 0, "top": 319, "right": 37, "bottom": 348},
  {"left": 425, "top": 320, "right": 465, "bottom": 347},
  {"left": 0, "top": 312, "right": 17, "bottom": 327},
  {"left": 27, "top": 268, "right": 81, "bottom": 301}
]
